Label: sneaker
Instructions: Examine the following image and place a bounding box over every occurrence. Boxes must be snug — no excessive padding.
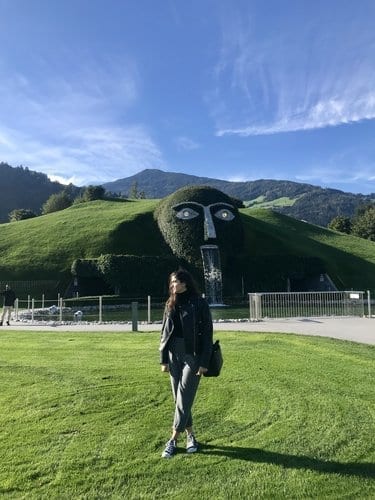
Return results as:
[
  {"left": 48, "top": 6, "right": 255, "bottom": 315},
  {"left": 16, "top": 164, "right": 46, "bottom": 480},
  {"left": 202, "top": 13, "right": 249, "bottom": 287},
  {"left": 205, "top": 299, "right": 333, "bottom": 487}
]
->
[
  {"left": 6, "top": 321, "right": 10, "bottom": 326},
  {"left": 186, "top": 433, "right": 198, "bottom": 453},
  {"left": 0, "top": 322, "right": 2, "bottom": 326},
  {"left": 162, "top": 439, "right": 177, "bottom": 458}
]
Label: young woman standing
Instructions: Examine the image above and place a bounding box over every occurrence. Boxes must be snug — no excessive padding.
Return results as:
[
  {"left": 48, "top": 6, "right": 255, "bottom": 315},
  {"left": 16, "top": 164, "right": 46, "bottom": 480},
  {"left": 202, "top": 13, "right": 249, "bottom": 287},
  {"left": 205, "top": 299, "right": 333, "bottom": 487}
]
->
[{"left": 159, "top": 269, "right": 213, "bottom": 458}]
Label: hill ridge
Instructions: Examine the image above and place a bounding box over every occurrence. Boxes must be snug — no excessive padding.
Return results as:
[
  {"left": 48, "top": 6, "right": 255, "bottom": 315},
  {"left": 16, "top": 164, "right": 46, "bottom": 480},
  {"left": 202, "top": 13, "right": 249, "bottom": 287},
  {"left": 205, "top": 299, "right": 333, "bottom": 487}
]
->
[{"left": 103, "top": 168, "right": 374, "bottom": 226}]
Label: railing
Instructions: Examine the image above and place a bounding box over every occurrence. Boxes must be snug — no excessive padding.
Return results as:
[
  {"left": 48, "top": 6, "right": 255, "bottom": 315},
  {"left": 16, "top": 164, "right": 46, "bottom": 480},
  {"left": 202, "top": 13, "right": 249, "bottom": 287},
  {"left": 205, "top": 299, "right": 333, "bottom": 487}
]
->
[
  {"left": 248, "top": 291, "right": 369, "bottom": 321},
  {"left": 7, "top": 290, "right": 372, "bottom": 325}
]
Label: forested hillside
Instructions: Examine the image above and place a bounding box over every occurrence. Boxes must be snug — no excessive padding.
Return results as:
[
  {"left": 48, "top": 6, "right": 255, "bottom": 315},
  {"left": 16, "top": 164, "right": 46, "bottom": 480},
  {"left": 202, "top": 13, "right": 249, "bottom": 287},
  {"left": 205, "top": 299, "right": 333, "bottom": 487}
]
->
[
  {"left": 0, "top": 162, "right": 65, "bottom": 222},
  {"left": 1, "top": 163, "right": 374, "bottom": 227},
  {"left": 103, "top": 169, "right": 374, "bottom": 226}
]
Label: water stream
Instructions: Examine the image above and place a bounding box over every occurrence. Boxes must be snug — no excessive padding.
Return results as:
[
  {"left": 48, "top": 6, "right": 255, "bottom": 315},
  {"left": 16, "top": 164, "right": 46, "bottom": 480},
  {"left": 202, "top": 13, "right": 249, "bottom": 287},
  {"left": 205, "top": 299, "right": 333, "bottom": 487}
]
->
[{"left": 200, "top": 245, "right": 225, "bottom": 306}]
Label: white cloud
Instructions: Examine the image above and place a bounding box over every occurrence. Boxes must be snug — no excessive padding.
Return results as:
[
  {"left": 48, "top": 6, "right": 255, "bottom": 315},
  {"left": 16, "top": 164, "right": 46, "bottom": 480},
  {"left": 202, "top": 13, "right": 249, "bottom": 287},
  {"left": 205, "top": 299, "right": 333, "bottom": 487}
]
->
[
  {"left": 212, "top": 4, "right": 375, "bottom": 136},
  {"left": 0, "top": 125, "right": 164, "bottom": 185},
  {"left": 294, "top": 153, "right": 375, "bottom": 193},
  {"left": 0, "top": 57, "right": 164, "bottom": 184}
]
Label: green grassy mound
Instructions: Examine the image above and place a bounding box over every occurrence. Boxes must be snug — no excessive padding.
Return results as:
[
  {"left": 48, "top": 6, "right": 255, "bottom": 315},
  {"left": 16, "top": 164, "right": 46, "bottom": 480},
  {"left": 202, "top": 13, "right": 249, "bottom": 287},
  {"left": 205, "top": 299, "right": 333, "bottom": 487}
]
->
[
  {"left": 0, "top": 331, "right": 374, "bottom": 498},
  {"left": 0, "top": 199, "right": 374, "bottom": 294},
  {"left": 241, "top": 208, "right": 375, "bottom": 291}
]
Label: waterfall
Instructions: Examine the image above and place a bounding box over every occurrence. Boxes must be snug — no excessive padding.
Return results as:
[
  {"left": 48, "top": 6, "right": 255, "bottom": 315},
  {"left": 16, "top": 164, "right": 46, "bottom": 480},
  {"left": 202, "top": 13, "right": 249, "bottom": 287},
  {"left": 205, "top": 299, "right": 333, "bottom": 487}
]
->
[{"left": 200, "top": 245, "right": 224, "bottom": 306}]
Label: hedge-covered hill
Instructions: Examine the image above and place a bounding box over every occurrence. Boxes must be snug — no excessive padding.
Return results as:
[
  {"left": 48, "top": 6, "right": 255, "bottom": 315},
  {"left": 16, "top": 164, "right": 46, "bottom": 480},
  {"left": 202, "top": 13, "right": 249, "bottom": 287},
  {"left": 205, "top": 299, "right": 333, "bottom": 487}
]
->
[{"left": 0, "top": 197, "right": 374, "bottom": 298}]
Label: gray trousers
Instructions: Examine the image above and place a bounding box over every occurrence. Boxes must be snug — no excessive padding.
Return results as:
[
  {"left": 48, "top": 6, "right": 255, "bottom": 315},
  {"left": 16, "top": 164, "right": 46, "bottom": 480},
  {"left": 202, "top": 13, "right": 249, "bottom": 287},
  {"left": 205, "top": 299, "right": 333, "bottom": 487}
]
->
[
  {"left": 168, "top": 337, "right": 201, "bottom": 433},
  {"left": 1, "top": 306, "right": 12, "bottom": 323}
]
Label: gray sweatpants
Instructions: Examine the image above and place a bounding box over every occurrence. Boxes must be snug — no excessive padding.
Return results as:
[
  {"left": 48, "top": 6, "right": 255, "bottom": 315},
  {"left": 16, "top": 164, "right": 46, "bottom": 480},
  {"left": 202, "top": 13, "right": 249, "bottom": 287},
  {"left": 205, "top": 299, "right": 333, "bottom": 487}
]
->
[{"left": 168, "top": 337, "right": 201, "bottom": 433}]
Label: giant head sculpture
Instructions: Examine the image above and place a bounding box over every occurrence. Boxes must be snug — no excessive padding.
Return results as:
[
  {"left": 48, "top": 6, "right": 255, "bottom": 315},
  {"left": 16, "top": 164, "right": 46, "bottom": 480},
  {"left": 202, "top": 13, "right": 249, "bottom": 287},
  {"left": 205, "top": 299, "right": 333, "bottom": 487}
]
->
[{"left": 155, "top": 185, "right": 244, "bottom": 269}]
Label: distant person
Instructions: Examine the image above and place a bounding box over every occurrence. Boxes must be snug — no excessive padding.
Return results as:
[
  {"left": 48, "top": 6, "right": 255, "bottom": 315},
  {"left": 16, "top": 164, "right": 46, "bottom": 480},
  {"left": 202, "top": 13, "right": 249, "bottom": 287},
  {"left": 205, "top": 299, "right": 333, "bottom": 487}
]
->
[
  {"left": 0, "top": 284, "right": 16, "bottom": 326},
  {"left": 159, "top": 269, "right": 213, "bottom": 458}
]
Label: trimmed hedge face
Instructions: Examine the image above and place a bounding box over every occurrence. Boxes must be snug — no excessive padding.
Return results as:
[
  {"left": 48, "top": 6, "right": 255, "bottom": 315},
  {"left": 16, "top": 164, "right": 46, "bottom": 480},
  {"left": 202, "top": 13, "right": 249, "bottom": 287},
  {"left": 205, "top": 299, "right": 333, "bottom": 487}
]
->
[{"left": 155, "top": 186, "right": 244, "bottom": 267}]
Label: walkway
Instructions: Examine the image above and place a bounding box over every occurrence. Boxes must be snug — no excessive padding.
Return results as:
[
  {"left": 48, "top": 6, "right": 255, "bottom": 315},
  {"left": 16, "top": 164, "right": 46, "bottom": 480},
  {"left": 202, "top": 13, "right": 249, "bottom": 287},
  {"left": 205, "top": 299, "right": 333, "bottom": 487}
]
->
[{"left": 4, "top": 317, "right": 374, "bottom": 345}]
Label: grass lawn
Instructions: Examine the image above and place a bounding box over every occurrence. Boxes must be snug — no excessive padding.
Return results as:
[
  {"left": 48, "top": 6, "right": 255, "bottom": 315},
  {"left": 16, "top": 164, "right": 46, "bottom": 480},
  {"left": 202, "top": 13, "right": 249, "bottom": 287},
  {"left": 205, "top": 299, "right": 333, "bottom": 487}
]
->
[{"left": 0, "top": 331, "right": 374, "bottom": 499}]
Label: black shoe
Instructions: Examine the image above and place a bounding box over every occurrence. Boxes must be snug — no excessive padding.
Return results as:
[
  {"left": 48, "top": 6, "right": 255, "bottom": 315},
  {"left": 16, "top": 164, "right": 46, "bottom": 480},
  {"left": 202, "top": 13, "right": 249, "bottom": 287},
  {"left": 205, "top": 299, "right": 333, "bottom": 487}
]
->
[
  {"left": 6, "top": 321, "right": 10, "bottom": 326},
  {"left": 0, "top": 322, "right": 2, "bottom": 326}
]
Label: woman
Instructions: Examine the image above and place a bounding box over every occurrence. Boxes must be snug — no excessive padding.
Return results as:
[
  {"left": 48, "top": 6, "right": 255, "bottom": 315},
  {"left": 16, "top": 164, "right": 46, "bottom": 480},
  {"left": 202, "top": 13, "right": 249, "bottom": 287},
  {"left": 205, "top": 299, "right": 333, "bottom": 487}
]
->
[{"left": 159, "top": 269, "right": 213, "bottom": 458}]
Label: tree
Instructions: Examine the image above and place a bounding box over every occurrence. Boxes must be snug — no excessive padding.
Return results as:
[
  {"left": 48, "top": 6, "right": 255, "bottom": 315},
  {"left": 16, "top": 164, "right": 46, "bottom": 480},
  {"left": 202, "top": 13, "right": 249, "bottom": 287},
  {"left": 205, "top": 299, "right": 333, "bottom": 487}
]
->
[
  {"left": 74, "top": 185, "right": 106, "bottom": 204},
  {"left": 129, "top": 181, "right": 139, "bottom": 199},
  {"left": 328, "top": 216, "right": 352, "bottom": 234},
  {"left": 8, "top": 208, "right": 37, "bottom": 222},
  {"left": 42, "top": 192, "right": 73, "bottom": 214},
  {"left": 82, "top": 185, "right": 105, "bottom": 201},
  {"left": 351, "top": 205, "right": 375, "bottom": 241}
]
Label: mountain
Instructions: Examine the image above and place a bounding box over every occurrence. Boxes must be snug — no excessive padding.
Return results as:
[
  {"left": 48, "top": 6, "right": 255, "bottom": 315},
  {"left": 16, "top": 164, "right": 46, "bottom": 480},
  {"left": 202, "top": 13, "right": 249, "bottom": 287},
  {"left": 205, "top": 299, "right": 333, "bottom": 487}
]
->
[
  {"left": 103, "top": 169, "right": 375, "bottom": 226},
  {"left": 0, "top": 162, "right": 66, "bottom": 222},
  {"left": 1, "top": 162, "right": 373, "bottom": 227}
]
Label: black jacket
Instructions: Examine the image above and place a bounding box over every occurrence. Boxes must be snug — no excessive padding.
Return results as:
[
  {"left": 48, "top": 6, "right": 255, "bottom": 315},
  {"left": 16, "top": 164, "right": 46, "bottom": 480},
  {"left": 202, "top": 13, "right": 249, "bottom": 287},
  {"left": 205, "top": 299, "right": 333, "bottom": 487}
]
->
[
  {"left": 159, "top": 295, "right": 213, "bottom": 368},
  {"left": 2, "top": 289, "right": 16, "bottom": 306}
]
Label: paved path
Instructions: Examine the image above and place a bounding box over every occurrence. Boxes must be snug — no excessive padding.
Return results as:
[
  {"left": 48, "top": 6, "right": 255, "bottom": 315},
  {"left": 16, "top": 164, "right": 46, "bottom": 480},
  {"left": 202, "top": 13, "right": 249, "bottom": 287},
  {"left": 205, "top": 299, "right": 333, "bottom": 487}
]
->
[{"left": 4, "top": 317, "right": 374, "bottom": 345}]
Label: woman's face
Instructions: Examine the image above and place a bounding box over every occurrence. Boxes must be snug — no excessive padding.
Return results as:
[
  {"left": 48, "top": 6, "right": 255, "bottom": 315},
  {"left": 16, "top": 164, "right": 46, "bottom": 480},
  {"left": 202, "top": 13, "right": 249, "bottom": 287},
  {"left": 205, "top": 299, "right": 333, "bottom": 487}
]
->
[{"left": 170, "top": 275, "right": 187, "bottom": 294}]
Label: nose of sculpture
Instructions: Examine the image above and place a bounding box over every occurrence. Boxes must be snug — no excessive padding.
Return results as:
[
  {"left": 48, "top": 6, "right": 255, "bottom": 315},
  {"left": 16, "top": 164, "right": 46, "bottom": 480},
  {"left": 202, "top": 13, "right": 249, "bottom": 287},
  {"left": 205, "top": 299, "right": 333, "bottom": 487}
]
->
[{"left": 203, "top": 206, "right": 216, "bottom": 240}]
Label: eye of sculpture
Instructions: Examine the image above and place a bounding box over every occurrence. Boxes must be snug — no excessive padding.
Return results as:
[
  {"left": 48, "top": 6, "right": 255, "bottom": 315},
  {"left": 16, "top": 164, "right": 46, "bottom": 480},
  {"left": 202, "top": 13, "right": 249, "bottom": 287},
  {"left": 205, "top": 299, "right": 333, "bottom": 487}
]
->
[
  {"left": 213, "top": 207, "right": 235, "bottom": 221},
  {"left": 175, "top": 206, "right": 200, "bottom": 220}
]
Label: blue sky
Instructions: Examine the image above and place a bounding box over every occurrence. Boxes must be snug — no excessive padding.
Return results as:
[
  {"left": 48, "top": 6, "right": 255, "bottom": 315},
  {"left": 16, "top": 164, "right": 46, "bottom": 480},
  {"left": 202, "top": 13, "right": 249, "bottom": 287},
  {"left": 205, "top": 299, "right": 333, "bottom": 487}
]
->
[{"left": 0, "top": 0, "right": 375, "bottom": 194}]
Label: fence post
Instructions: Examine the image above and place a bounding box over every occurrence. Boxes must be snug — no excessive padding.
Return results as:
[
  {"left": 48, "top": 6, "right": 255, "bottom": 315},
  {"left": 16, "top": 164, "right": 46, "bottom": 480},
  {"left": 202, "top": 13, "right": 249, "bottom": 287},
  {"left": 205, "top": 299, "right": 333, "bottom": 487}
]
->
[
  {"left": 59, "top": 297, "right": 63, "bottom": 323},
  {"left": 147, "top": 295, "right": 151, "bottom": 324},
  {"left": 367, "top": 290, "right": 372, "bottom": 318},
  {"left": 14, "top": 298, "right": 19, "bottom": 321},
  {"left": 99, "top": 296, "right": 103, "bottom": 323},
  {"left": 31, "top": 298, "right": 35, "bottom": 323},
  {"left": 255, "top": 293, "right": 262, "bottom": 320},
  {"left": 28, "top": 294, "right": 31, "bottom": 310},
  {"left": 131, "top": 302, "right": 138, "bottom": 332},
  {"left": 42, "top": 294, "right": 45, "bottom": 309}
]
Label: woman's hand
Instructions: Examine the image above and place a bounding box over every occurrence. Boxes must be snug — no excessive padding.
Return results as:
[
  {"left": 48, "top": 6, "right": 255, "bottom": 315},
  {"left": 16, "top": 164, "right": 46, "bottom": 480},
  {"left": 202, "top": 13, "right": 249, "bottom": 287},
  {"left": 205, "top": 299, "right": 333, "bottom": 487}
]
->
[
  {"left": 161, "top": 364, "right": 169, "bottom": 373},
  {"left": 196, "top": 366, "right": 208, "bottom": 376}
]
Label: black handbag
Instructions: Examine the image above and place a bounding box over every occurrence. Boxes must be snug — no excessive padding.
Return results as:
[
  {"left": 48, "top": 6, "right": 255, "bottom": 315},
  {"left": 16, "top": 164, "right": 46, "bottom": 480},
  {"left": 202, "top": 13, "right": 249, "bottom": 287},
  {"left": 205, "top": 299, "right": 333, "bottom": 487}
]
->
[{"left": 204, "top": 340, "right": 223, "bottom": 377}]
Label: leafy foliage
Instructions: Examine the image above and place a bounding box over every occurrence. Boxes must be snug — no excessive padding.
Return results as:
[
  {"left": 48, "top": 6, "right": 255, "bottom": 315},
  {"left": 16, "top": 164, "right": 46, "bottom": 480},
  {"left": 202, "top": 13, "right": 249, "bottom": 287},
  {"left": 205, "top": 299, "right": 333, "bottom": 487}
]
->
[
  {"left": 8, "top": 208, "right": 37, "bottom": 222},
  {"left": 278, "top": 188, "right": 373, "bottom": 226},
  {"left": 74, "top": 185, "right": 106, "bottom": 204},
  {"left": 328, "top": 216, "right": 352, "bottom": 234},
  {"left": 0, "top": 162, "right": 65, "bottom": 222},
  {"left": 328, "top": 204, "right": 375, "bottom": 241},
  {"left": 155, "top": 185, "right": 244, "bottom": 269},
  {"left": 72, "top": 254, "right": 191, "bottom": 296},
  {"left": 351, "top": 205, "right": 375, "bottom": 241},
  {"left": 42, "top": 191, "right": 73, "bottom": 214}
]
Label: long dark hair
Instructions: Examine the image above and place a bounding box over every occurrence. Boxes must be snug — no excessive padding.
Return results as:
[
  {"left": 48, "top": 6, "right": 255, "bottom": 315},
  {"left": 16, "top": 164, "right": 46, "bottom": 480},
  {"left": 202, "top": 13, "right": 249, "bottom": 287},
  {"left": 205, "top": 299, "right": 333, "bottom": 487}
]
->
[{"left": 166, "top": 268, "right": 199, "bottom": 311}]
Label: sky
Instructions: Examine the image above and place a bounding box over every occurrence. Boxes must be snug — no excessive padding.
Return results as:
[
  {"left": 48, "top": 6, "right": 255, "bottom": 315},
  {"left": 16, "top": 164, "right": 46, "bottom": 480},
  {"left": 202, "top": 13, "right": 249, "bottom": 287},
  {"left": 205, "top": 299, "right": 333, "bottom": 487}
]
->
[{"left": 0, "top": 0, "right": 375, "bottom": 194}]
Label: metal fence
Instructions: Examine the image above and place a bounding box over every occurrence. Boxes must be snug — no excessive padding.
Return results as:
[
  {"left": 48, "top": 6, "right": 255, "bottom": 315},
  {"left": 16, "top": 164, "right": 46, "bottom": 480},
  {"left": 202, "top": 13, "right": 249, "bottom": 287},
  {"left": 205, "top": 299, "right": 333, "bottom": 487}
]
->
[
  {"left": 12, "top": 295, "right": 161, "bottom": 324},
  {"left": 248, "top": 291, "right": 368, "bottom": 321},
  {"left": 5, "top": 290, "right": 372, "bottom": 325}
]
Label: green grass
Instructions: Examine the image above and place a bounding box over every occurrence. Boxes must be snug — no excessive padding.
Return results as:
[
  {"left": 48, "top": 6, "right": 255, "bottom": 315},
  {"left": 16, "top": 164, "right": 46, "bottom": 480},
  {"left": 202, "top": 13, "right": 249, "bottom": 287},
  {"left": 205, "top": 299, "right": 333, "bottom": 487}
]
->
[
  {"left": 0, "top": 330, "right": 374, "bottom": 499},
  {"left": 241, "top": 208, "right": 375, "bottom": 292},
  {"left": 1, "top": 199, "right": 374, "bottom": 295},
  {"left": 0, "top": 199, "right": 162, "bottom": 279},
  {"left": 245, "top": 195, "right": 300, "bottom": 208}
]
